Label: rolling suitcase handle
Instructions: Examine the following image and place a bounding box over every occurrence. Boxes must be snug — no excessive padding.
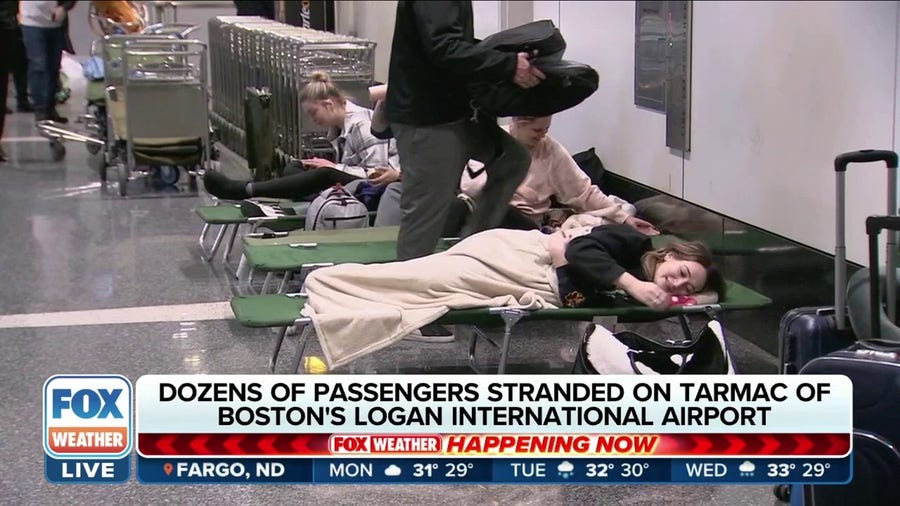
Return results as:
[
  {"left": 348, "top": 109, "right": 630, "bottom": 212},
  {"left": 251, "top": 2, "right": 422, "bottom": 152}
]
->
[
  {"left": 834, "top": 150, "right": 899, "bottom": 329},
  {"left": 866, "top": 215, "right": 900, "bottom": 341}
]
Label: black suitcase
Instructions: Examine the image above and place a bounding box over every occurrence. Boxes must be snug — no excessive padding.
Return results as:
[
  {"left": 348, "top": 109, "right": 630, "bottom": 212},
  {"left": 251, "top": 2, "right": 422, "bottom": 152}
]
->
[
  {"left": 793, "top": 214, "right": 900, "bottom": 505},
  {"left": 778, "top": 150, "right": 899, "bottom": 374}
]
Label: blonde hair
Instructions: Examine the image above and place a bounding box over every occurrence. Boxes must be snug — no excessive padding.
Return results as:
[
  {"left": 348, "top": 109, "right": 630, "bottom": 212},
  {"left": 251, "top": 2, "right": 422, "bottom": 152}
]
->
[
  {"left": 641, "top": 240, "right": 726, "bottom": 298},
  {"left": 299, "top": 71, "right": 347, "bottom": 104}
]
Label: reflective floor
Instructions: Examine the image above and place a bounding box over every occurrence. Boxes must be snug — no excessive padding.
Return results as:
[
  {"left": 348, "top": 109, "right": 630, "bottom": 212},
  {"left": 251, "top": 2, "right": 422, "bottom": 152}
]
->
[{"left": 0, "top": 68, "right": 784, "bottom": 505}]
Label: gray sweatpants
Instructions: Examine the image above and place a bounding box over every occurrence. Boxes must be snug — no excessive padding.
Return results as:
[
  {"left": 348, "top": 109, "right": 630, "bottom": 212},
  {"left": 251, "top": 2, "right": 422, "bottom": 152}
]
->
[{"left": 391, "top": 118, "right": 530, "bottom": 260}]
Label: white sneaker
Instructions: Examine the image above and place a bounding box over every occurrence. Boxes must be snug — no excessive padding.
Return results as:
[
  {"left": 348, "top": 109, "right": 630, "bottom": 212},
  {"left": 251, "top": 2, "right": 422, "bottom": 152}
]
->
[{"left": 403, "top": 324, "right": 455, "bottom": 343}]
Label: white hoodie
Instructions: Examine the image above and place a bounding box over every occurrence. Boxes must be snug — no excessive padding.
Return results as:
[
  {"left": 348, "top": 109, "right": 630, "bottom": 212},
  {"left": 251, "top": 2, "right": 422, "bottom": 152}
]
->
[{"left": 19, "top": 1, "right": 64, "bottom": 28}]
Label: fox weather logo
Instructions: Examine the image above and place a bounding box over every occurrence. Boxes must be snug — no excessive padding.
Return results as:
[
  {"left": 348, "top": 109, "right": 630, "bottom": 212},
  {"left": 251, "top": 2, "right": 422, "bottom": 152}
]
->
[{"left": 43, "top": 375, "right": 133, "bottom": 460}]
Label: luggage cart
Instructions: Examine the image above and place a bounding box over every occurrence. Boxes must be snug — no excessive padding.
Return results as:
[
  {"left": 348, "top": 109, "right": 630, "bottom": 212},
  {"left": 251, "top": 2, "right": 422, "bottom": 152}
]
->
[
  {"left": 38, "top": 34, "right": 211, "bottom": 196},
  {"left": 206, "top": 17, "right": 375, "bottom": 169}
]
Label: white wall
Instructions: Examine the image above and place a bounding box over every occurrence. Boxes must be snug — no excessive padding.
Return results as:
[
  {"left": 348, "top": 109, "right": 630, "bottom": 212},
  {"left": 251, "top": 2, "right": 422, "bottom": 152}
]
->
[
  {"left": 335, "top": 0, "right": 508, "bottom": 82},
  {"left": 538, "top": 1, "right": 899, "bottom": 265},
  {"left": 334, "top": 0, "right": 898, "bottom": 264},
  {"left": 473, "top": 1, "right": 501, "bottom": 39},
  {"left": 689, "top": 1, "right": 896, "bottom": 265},
  {"left": 548, "top": 1, "right": 684, "bottom": 196},
  {"left": 336, "top": 1, "right": 397, "bottom": 83}
]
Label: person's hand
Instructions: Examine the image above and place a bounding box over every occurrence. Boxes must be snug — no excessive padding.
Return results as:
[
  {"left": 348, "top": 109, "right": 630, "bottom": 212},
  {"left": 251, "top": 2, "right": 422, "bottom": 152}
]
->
[
  {"left": 514, "top": 52, "right": 546, "bottom": 89},
  {"left": 368, "top": 84, "right": 388, "bottom": 103},
  {"left": 52, "top": 6, "right": 67, "bottom": 23},
  {"left": 368, "top": 167, "right": 400, "bottom": 187},
  {"left": 301, "top": 157, "right": 336, "bottom": 169},
  {"left": 626, "top": 280, "right": 671, "bottom": 311},
  {"left": 625, "top": 216, "right": 660, "bottom": 236}
]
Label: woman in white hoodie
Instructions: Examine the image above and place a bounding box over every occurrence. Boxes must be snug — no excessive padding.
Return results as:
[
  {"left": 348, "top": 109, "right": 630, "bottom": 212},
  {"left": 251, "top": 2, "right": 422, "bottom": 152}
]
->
[{"left": 19, "top": 1, "right": 75, "bottom": 123}]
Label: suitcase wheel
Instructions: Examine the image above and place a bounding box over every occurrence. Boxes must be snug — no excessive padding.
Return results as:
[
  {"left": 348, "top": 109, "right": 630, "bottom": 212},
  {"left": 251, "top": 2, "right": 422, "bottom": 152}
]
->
[{"left": 773, "top": 484, "right": 791, "bottom": 502}]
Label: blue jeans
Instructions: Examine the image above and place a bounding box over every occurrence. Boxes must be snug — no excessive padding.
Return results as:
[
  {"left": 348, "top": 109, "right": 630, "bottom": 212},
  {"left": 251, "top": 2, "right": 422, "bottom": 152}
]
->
[{"left": 21, "top": 26, "right": 65, "bottom": 113}]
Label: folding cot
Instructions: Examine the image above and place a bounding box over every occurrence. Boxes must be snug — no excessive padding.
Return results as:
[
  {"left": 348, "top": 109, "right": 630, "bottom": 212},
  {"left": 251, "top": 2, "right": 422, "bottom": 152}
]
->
[
  {"left": 238, "top": 227, "right": 459, "bottom": 293},
  {"left": 195, "top": 199, "right": 306, "bottom": 264},
  {"left": 228, "top": 229, "right": 772, "bottom": 374}
]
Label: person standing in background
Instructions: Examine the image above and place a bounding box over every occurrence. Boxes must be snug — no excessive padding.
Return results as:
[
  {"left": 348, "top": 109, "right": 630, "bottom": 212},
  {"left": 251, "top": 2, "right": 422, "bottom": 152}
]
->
[
  {"left": 19, "top": 1, "right": 76, "bottom": 124},
  {"left": 0, "top": 1, "right": 21, "bottom": 161},
  {"left": 385, "top": 0, "right": 545, "bottom": 262},
  {"left": 233, "top": 1, "right": 275, "bottom": 20},
  {"left": 6, "top": 5, "right": 33, "bottom": 115}
]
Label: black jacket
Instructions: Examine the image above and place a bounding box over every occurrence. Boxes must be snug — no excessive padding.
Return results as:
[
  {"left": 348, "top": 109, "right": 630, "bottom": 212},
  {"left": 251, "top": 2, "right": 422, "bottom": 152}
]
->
[
  {"left": 556, "top": 224, "right": 653, "bottom": 307},
  {"left": 385, "top": 1, "right": 517, "bottom": 126}
]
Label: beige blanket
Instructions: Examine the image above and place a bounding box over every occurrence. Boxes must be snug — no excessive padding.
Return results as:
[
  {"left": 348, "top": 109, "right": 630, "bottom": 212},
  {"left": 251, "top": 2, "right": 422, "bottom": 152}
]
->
[{"left": 301, "top": 229, "right": 561, "bottom": 369}]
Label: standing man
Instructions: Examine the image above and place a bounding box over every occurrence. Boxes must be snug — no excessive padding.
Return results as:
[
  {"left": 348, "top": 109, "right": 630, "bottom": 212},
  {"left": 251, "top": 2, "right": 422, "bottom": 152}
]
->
[
  {"left": 0, "top": 1, "right": 19, "bottom": 161},
  {"left": 19, "top": 1, "right": 76, "bottom": 124},
  {"left": 385, "top": 0, "right": 545, "bottom": 261}
]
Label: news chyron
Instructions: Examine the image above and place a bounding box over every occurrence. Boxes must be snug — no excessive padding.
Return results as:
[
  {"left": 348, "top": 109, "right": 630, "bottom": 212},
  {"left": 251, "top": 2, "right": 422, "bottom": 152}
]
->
[
  {"left": 43, "top": 375, "right": 133, "bottom": 483},
  {"left": 45, "top": 374, "right": 852, "bottom": 485}
]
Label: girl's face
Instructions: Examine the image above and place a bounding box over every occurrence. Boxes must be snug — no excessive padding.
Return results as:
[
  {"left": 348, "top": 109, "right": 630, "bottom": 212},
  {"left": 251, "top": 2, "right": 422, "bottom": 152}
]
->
[
  {"left": 653, "top": 253, "right": 707, "bottom": 295},
  {"left": 302, "top": 99, "right": 344, "bottom": 128},
  {"left": 512, "top": 117, "right": 552, "bottom": 148}
]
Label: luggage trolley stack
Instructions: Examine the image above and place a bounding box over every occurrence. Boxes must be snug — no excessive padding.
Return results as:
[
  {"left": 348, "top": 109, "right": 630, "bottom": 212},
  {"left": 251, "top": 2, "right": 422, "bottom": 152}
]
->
[
  {"left": 37, "top": 24, "right": 212, "bottom": 196},
  {"left": 207, "top": 17, "right": 375, "bottom": 170}
]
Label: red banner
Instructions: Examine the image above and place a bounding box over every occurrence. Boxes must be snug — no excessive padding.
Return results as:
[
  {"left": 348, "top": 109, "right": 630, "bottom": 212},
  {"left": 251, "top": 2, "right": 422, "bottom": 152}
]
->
[{"left": 138, "top": 433, "right": 850, "bottom": 457}]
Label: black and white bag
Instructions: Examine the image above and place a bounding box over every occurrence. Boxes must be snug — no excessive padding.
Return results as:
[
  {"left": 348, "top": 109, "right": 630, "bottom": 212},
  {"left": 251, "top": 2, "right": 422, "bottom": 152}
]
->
[
  {"left": 304, "top": 184, "right": 370, "bottom": 231},
  {"left": 573, "top": 320, "right": 735, "bottom": 375}
]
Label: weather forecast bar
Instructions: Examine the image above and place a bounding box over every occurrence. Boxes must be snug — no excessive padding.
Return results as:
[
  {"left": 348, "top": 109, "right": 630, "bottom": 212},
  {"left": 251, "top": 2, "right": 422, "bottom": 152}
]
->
[
  {"left": 135, "top": 456, "right": 851, "bottom": 485},
  {"left": 136, "top": 432, "right": 851, "bottom": 458}
]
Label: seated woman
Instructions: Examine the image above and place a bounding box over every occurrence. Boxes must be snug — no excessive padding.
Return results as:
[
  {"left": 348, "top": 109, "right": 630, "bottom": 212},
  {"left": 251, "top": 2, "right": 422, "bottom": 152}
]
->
[
  {"left": 202, "top": 71, "right": 400, "bottom": 203},
  {"left": 301, "top": 223, "right": 725, "bottom": 369},
  {"left": 441, "top": 115, "right": 659, "bottom": 237}
]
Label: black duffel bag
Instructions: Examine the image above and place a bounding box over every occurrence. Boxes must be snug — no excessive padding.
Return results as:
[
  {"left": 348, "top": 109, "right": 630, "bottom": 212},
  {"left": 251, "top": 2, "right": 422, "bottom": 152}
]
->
[
  {"left": 467, "top": 58, "right": 599, "bottom": 118},
  {"left": 476, "top": 19, "right": 566, "bottom": 60}
]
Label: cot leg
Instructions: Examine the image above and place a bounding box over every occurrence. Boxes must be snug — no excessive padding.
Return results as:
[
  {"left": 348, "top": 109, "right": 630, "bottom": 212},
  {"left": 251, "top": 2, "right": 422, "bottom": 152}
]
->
[
  {"left": 221, "top": 223, "right": 241, "bottom": 265},
  {"left": 247, "top": 267, "right": 257, "bottom": 293},
  {"left": 199, "top": 224, "right": 227, "bottom": 262},
  {"left": 467, "top": 326, "right": 492, "bottom": 373},
  {"left": 268, "top": 325, "right": 288, "bottom": 373},
  {"left": 204, "top": 224, "right": 228, "bottom": 262},
  {"left": 235, "top": 253, "right": 249, "bottom": 282},
  {"left": 497, "top": 309, "right": 526, "bottom": 375},
  {"left": 261, "top": 272, "right": 274, "bottom": 294},
  {"left": 291, "top": 322, "right": 313, "bottom": 374},
  {"left": 278, "top": 270, "right": 294, "bottom": 294},
  {"left": 198, "top": 223, "right": 211, "bottom": 257}
]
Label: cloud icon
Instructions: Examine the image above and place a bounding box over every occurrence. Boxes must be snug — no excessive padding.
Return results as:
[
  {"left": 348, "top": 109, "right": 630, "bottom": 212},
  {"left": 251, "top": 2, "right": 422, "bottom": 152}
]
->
[
  {"left": 739, "top": 461, "right": 755, "bottom": 473},
  {"left": 557, "top": 461, "right": 574, "bottom": 473},
  {"left": 384, "top": 464, "right": 402, "bottom": 477}
]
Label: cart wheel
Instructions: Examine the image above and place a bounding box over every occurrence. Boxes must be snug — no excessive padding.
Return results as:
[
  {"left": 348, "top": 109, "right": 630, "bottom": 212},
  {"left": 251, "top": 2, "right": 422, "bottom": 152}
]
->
[
  {"left": 117, "top": 165, "right": 128, "bottom": 197},
  {"left": 188, "top": 172, "right": 198, "bottom": 192},
  {"left": 91, "top": 151, "right": 107, "bottom": 180},
  {"left": 86, "top": 143, "right": 101, "bottom": 155},
  {"left": 773, "top": 484, "right": 791, "bottom": 502},
  {"left": 157, "top": 165, "right": 180, "bottom": 186},
  {"left": 50, "top": 141, "right": 66, "bottom": 161}
]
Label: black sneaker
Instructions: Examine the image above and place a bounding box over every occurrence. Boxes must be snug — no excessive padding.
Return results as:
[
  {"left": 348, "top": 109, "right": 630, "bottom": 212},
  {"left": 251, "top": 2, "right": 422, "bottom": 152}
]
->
[
  {"left": 404, "top": 324, "right": 455, "bottom": 343},
  {"left": 203, "top": 170, "right": 249, "bottom": 200},
  {"left": 17, "top": 102, "right": 34, "bottom": 113},
  {"left": 36, "top": 111, "right": 68, "bottom": 124}
]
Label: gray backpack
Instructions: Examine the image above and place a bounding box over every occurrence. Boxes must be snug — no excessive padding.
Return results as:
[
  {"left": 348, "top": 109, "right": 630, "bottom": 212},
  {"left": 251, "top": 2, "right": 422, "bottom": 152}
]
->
[{"left": 304, "top": 184, "right": 370, "bottom": 231}]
